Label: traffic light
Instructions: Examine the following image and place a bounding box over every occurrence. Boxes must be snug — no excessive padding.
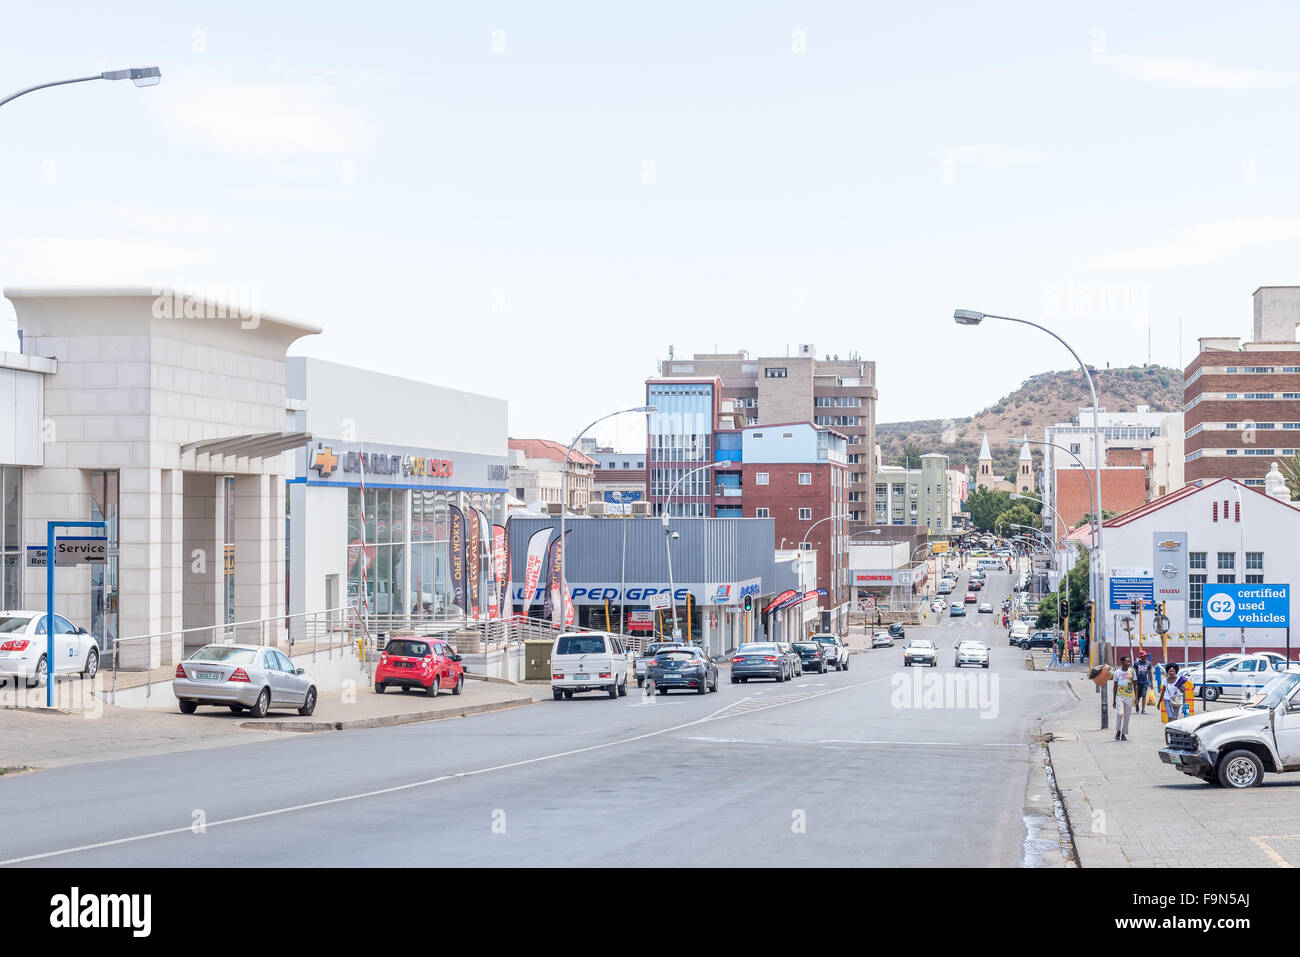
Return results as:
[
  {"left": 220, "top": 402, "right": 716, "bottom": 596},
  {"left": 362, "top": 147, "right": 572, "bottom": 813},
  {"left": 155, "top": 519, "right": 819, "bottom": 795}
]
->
[
  {"left": 1130, "top": 598, "right": 1141, "bottom": 616},
  {"left": 1058, "top": 598, "right": 1069, "bottom": 620},
  {"left": 1084, "top": 599, "right": 1094, "bottom": 618},
  {"left": 743, "top": 594, "right": 753, "bottom": 612}
]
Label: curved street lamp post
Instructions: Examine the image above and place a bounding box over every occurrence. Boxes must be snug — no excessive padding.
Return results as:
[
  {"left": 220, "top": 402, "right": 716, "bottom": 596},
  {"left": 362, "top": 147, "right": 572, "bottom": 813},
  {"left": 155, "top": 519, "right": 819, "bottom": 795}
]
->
[{"left": 662, "top": 460, "right": 736, "bottom": 642}]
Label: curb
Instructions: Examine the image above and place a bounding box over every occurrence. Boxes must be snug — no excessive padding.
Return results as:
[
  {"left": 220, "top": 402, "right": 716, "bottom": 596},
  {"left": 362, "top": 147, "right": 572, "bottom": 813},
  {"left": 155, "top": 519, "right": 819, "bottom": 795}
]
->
[{"left": 242, "top": 694, "right": 536, "bottom": 733}]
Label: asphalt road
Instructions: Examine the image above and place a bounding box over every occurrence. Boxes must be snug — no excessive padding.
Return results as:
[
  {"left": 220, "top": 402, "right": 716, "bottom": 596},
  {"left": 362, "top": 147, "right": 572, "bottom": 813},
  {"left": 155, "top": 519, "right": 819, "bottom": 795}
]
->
[{"left": 0, "top": 565, "right": 1071, "bottom": 867}]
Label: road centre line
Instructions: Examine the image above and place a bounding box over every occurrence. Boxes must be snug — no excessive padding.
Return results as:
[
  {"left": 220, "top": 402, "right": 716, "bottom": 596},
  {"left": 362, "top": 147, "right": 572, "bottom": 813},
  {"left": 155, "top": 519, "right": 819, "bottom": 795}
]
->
[{"left": 1, "top": 673, "right": 891, "bottom": 866}]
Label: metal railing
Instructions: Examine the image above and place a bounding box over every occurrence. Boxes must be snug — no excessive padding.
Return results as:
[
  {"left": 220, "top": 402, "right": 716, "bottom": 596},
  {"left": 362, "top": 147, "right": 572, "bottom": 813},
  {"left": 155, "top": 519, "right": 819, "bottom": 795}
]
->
[{"left": 109, "top": 604, "right": 364, "bottom": 704}]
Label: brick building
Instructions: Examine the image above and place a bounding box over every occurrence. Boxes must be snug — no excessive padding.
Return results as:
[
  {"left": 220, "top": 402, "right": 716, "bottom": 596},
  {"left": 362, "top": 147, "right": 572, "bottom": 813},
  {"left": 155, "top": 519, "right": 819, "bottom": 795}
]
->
[
  {"left": 655, "top": 346, "right": 876, "bottom": 528},
  {"left": 1053, "top": 467, "right": 1147, "bottom": 538},
  {"left": 737, "top": 424, "right": 850, "bottom": 618},
  {"left": 1184, "top": 286, "right": 1300, "bottom": 488}
]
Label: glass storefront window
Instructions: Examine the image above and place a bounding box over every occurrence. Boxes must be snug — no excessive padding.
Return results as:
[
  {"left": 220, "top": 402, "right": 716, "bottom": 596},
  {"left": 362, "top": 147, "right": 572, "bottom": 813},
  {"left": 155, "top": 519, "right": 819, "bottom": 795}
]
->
[
  {"left": 1, "top": 466, "right": 21, "bottom": 608},
  {"left": 90, "top": 471, "right": 119, "bottom": 651}
]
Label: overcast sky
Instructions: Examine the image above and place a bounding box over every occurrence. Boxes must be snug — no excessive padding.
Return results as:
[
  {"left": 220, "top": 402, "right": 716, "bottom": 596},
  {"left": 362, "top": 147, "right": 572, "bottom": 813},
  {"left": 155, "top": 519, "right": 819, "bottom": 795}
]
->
[{"left": 3, "top": 1, "right": 1299, "bottom": 452}]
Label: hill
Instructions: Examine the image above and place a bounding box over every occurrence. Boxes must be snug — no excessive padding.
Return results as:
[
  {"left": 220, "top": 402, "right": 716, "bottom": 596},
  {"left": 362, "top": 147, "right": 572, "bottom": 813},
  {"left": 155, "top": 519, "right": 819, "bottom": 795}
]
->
[{"left": 876, "top": 365, "right": 1182, "bottom": 480}]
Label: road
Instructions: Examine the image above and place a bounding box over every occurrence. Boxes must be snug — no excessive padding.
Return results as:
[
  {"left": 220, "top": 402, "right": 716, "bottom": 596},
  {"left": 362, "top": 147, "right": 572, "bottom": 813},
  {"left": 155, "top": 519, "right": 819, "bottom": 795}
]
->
[{"left": 0, "top": 565, "right": 1071, "bottom": 867}]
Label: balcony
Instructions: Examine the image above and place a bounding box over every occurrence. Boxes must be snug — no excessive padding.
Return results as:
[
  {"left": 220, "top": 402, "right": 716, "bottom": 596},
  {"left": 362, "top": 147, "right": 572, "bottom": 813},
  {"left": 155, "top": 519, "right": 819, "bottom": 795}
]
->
[{"left": 714, "top": 485, "right": 743, "bottom": 498}]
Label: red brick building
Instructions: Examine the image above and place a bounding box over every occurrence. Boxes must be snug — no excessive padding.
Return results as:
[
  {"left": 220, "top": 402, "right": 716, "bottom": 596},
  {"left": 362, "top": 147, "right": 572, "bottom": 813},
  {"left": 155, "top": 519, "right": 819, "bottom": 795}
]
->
[
  {"left": 738, "top": 424, "right": 850, "bottom": 609},
  {"left": 1053, "top": 467, "right": 1148, "bottom": 537}
]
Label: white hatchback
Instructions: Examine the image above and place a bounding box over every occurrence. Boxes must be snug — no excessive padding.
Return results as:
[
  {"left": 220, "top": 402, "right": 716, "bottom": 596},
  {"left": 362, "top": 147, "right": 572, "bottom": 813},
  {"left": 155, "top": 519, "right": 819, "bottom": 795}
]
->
[{"left": 0, "top": 610, "right": 102, "bottom": 687}]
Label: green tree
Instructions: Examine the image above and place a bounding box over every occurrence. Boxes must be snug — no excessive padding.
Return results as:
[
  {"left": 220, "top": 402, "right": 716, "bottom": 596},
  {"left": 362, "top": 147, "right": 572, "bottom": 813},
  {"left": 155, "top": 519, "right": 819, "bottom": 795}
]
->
[
  {"left": 1074, "top": 509, "right": 1119, "bottom": 528},
  {"left": 1035, "top": 547, "right": 1091, "bottom": 631},
  {"left": 992, "top": 503, "right": 1038, "bottom": 538},
  {"left": 1280, "top": 453, "right": 1300, "bottom": 501},
  {"left": 966, "top": 487, "right": 1012, "bottom": 531},
  {"left": 898, "top": 441, "right": 923, "bottom": 468}
]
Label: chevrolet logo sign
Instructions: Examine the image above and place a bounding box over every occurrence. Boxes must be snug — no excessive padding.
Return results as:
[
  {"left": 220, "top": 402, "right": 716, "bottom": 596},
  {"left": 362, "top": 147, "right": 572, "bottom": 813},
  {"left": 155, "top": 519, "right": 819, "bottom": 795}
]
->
[
  {"left": 311, "top": 445, "right": 340, "bottom": 478},
  {"left": 1157, "top": 540, "right": 1181, "bottom": 549}
]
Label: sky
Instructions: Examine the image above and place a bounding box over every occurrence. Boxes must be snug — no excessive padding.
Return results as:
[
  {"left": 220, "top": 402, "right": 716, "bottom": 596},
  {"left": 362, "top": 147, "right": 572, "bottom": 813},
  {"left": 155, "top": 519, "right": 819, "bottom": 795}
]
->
[{"left": 3, "top": 1, "right": 1300, "bottom": 453}]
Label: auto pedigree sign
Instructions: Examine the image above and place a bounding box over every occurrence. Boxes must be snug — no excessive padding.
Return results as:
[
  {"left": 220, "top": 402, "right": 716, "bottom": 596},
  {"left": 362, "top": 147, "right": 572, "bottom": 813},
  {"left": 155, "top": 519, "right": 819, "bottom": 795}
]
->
[
  {"left": 1152, "top": 531, "right": 1188, "bottom": 603},
  {"left": 1202, "top": 584, "right": 1290, "bottom": 628},
  {"left": 304, "top": 440, "right": 509, "bottom": 490}
]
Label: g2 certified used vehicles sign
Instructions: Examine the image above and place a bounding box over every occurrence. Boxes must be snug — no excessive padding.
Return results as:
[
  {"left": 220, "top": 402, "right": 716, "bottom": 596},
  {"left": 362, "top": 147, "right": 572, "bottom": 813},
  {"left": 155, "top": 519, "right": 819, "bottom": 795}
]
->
[{"left": 1202, "top": 584, "right": 1290, "bottom": 628}]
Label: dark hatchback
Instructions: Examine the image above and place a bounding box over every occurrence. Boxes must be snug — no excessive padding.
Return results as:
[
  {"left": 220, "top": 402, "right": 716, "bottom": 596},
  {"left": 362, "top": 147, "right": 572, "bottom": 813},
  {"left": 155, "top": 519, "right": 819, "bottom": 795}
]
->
[
  {"left": 793, "top": 640, "right": 827, "bottom": 673},
  {"left": 730, "top": 643, "right": 792, "bottom": 683},
  {"left": 888, "top": 622, "right": 905, "bottom": 640},
  {"left": 646, "top": 647, "right": 718, "bottom": 694}
]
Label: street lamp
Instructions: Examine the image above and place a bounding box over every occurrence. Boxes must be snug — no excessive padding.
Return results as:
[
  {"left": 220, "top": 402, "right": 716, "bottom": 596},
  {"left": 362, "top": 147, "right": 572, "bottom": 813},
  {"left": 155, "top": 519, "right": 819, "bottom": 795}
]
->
[
  {"left": 557, "top": 405, "right": 657, "bottom": 628},
  {"left": 955, "top": 307, "right": 1106, "bottom": 728},
  {"left": 1, "top": 67, "right": 162, "bottom": 109},
  {"left": 661, "top": 459, "right": 736, "bottom": 641},
  {"left": 795, "top": 514, "right": 846, "bottom": 636}
]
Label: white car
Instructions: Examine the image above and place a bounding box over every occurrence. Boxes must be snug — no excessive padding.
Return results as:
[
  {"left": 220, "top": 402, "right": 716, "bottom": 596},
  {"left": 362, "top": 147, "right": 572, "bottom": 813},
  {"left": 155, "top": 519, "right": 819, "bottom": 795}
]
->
[
  {"left": 1009, "top": 621, "right": 1030, "bottom": 644},
  {"left": 550, "top": 630, "right": 631, "bottom": 700},
  {"left": 871, "top": 631, "right": 894, "bottom": 649},
  {"left": 1191, "top": 653, "right": 1287, "bottom": 703},
  {"left": 954, "top": 640, "right": 990, "bottom": 668},
  {"left": 810, "top": 633, "right": 850, "bottom": 671},
  {"left": 931, "top": 598, "right": 947, "bottom": 612},
  {"left": 0, "top": 611, "right": 101, "bottom": 687},
  {"left": 978, "top": 602, "right": 993, "bottom": 614},
  {"left": 903, "top": 639, "right": 937, "bottom": 667}
]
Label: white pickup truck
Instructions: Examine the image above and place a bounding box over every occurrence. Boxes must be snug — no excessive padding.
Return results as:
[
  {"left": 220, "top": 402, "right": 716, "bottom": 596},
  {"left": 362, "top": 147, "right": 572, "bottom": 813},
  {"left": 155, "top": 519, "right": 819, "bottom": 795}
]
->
[{"left": 1159, "top": 667, "right": 1300, "bottom": 789}]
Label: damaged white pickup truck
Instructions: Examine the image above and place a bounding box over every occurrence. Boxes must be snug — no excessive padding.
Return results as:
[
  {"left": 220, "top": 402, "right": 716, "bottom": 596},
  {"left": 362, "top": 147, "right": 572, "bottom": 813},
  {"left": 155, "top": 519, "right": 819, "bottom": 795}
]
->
[{"left": 1159, "top": 667, "right": 1300, "bottom": 789}]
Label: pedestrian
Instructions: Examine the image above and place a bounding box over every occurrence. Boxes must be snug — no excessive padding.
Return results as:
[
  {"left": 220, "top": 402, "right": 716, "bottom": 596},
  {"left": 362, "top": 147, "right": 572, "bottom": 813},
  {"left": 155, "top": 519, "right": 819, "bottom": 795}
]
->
[
  {"left": 1113, "top": 655, "right": 1135, "bottom": 741},
  {"left": 1132, "top": 652, "right": 1151, "bottom": 714},
  {"left": 1068, "top": 633, "right": 1078, "bottom": 664},
  {"left": 1047, "top": 635, "right": 1062, "bottom": 670},
  {"left": 1163, "top": 663, "right": 1188, "bottom": 723}
]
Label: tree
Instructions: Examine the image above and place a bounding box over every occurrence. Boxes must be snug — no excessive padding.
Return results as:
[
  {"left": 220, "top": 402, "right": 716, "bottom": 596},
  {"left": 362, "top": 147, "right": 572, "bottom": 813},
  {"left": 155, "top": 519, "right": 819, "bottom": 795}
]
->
[
  {"left": 898, "top": 441, "right": 923, "bottom": 468},
  {"left": 1035, "top": 547, "right": 1091, "bottom": 631},
  {"left": 1280, "top": 453, "right": 1300, "bottom": 501},
  {"left": 1074, "top": 509, "right": 1119, "bottom": 528},
  {"left": 993, "top": 503, "right": 1039, "bottom": 538},
  {"left": 966, "top": 487, "right": 1012, "bottom": 531}
]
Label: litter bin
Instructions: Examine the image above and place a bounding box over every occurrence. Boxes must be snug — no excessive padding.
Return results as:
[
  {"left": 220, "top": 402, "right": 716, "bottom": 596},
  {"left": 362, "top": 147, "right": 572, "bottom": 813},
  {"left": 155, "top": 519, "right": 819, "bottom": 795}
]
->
[{"left": 524, "top": 639, "right": 555, "bottom": 681}]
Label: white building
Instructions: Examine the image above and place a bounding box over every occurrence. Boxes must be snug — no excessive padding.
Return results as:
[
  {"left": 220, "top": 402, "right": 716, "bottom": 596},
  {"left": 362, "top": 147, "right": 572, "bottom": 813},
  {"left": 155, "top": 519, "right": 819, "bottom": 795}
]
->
[
  {"left": 1041, "top": 406, "right": 1184, "bottom": 510},
  {"left": 285, "top": 358, "right": 509, "bottom": 625},
  {"left": 1090, "top": 467, "right": 1300, "bottom": 660},
  {"left": 4, "top": 287, "right": 315, "bottom": 666}
]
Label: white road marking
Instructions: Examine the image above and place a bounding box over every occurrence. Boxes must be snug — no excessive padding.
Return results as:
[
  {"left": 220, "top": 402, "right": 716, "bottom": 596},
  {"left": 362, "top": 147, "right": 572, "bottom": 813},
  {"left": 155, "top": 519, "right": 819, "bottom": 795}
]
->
[{"left": 0, "top": 673, "right": 891, "bottom": 865}]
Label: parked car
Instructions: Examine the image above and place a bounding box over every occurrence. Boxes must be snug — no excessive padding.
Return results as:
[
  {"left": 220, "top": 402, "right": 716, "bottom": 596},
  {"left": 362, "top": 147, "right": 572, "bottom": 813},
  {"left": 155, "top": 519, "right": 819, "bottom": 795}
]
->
[
  {"left": 903, "top": 639, "right": 937, "bottom": 667},
  {"left": 1159, "top": 667, "right": 1300, "bottom": 788},
  {"left": 777, "top": 641, "right": 803, "bottom": 677},
  {"left": 930, "top": 598, "right": 946, "bottom": 613},
  {"left": 550, "top": 631, "right": 631, "bottom": 700},
  {"left": 978, "top": 602, "right": 993, "bottom": 614},
  {"left": 1008, "top": 621, "right": 1030, "bottom": 644},
  {"left": 0, "top": 611, "right": 101, "bottom": 688},
  {"left": 646, "top": 646, "right": 718, "bottom": 694},
  {"left": 375, "top": 636, "right": 465, "bottom": 697},
  {"left": 634, "top": 641, "right": 684, "bottom": 687},
  {"left": 954, "top": 640, "right": 990, "bottom": 668},
  {"left": 730, "top": 642, "right": 793, "bottom": 683},
  {"left": 793, "top": 640, "right": 828, "bottom": 673},
  {"left": 889, "top": 622, "right": 906, "bottom": 640},
  {"left": 1190, "top": 653, "right": 1287, "bottom": 702},
  {"left": 1017, "top": 631, "right": 1056, "bottom": 651},
  {"left": 809, "top": 633, "right": 850, "bottom": 671},
  {"left": 950, "top": 604, "right": 967, "bottom": 618},
  {"left": 174, "top": 644, "right": 317, "bottom": 718}
]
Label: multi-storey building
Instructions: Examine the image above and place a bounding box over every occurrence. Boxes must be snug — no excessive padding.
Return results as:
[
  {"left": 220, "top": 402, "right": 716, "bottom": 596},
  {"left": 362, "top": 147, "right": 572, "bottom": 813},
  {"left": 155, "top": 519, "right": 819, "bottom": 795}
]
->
[
  {"left": 655, "top": 345, "right": 877, "bottom": 527},
  {"left": 644, "top": 377, "right": 745, "bottom": 517},
  {"left": 588, "top": 448, "right": 647, "bottom": 513},
  {"left": 738, "top": 423, "right": 850, "bottom": 628},
  {"left": 1040, "top": 406, "right": 1183, "bottom": 509},
  {"left": 873, "top": 453, "right": 959, "bottom": 531},
  {"left": 508, "top": 438, "right": 595, "bottom": 513},
  {"left": 1184, "top": 286, "right": 1300, "bottom": 489}
]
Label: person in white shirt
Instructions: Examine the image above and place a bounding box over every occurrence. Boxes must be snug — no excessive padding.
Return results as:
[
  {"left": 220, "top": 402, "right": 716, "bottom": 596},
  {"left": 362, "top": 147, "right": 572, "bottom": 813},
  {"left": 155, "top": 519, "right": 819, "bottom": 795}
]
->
[{"left": 1112, "top": 656, "right": 1135, "bottom": 741}]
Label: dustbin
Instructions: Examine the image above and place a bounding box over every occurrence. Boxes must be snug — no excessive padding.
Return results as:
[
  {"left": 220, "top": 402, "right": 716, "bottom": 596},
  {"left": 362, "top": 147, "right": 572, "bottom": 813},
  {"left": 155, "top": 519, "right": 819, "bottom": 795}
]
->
[{"left": 524, "top": 639, "right": 555, "bottom": 681}]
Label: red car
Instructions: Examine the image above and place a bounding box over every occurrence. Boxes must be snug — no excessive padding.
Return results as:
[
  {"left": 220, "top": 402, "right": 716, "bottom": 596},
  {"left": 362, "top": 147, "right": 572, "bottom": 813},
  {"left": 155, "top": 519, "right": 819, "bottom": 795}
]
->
[
  {"left": 965, "top": 592, "right": 978, "bottom": 604},
  {"left": 375, "top": 636, "right": 465, "bottom": 697}
]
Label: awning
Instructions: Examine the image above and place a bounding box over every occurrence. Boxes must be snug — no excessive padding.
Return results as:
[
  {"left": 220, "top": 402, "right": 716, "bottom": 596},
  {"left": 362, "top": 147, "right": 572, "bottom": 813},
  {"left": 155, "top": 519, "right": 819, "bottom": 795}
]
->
[{"left": 181, "top": 431, "right": 312, "bottom": 459}]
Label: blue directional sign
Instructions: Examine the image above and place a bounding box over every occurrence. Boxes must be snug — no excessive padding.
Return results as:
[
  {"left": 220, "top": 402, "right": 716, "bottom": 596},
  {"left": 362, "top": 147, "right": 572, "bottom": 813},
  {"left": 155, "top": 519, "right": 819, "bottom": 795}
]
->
[{"left": 1202, "top": 583, "right": 1290, "bottom": 628}]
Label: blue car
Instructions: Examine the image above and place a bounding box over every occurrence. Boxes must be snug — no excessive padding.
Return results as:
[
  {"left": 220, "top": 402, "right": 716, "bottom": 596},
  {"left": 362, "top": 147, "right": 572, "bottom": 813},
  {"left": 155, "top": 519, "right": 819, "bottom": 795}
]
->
[{"left": 950, "top": 604, "right": 967, "bottom": 617}]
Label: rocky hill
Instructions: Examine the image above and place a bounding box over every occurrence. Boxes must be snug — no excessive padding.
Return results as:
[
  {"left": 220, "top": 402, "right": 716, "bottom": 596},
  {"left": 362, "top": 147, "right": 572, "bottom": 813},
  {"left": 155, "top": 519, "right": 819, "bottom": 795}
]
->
[{"left": 877, "top": 365, "right": 1182, "bottom": 480}]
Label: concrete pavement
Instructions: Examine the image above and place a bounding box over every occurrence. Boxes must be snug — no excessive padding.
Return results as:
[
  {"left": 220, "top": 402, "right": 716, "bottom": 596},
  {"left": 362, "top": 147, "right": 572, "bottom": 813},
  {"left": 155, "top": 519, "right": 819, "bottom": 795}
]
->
[{"left": 1044, "top": 673, "right": 1300, "bottom": 867}]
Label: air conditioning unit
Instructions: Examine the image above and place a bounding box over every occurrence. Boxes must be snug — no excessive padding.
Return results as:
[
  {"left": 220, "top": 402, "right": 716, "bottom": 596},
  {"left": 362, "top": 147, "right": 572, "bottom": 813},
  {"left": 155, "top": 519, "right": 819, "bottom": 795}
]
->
[
  {"left": 587, "top": 501, "right": 607, "bottom": 516},
  {"left": 629, "top": 501, "right": 652, "bottom": 516}
]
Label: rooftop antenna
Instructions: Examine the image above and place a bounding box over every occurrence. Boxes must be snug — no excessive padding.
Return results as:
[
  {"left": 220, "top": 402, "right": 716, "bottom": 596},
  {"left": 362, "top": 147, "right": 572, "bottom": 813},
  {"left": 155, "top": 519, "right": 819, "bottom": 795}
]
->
[{"left": 668, "top": 345, "right": 674, "bottom": 361}]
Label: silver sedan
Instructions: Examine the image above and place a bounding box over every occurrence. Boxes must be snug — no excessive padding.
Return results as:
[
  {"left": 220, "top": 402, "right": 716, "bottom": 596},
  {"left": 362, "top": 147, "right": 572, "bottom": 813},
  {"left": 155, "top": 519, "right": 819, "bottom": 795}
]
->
[{"left": 173, "top": 644, "right": 317, "bottom": 718}]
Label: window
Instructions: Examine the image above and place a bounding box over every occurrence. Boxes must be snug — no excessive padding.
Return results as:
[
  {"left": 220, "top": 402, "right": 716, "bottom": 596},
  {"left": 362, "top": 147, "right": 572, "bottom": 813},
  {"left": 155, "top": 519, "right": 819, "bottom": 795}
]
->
[
  {"left": 798, "top": 508, "right": 813, "bottom": 520},
  {"left": 752, "top": 432, "right": 763, "bottom": 439},
  {"left": 1217, "top": 574, "right": 1236, "bottom": 584},
  {"left": 1189, "top": 552, "right": 1206, "bottom": 570},
  {"left": 0, "top": 467, "right": 20, "bottom": 609},
  {"left": 1246, "top": 552, "right": 1263, "bottom": 570},
  {"left": 1217, "top": 552, "right": 1235, "bottom": 570},
  {"left": 800, "top": 542, "right": 813, "bottom": 550},
  {"left": 755, "top": 507, "right": 770, "bottom": 518},
  {"left": 764, "top": 367, "right": 787, "bottom": 378},
  {"left": 1070, "top": 443, "right": 1080, "bottom": 455},
  {"left": 798, "top": 472, "right": 812, "bottom": 485},
  {"left": 782, "top": 432, "right": 794, "bottom": 439},
  {"left": 755, "top": 472, "right": 769, "bottom": 485},
  {"left": 90, "top": 470, "right": 119, "bottom": 651},
  {"left": 1246, "top": 574, "right": 1265, "bottom": 585}
]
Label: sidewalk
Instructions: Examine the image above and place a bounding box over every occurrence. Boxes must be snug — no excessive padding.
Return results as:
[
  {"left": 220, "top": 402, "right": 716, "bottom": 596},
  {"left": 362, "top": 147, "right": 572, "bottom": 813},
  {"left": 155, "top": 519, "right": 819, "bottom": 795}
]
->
[
  {"left": 0, "top": 677, "right": 542, "bottom": 771},
  {"left": 1042, "top": 673, "right": 1300, "bottom": 867}
]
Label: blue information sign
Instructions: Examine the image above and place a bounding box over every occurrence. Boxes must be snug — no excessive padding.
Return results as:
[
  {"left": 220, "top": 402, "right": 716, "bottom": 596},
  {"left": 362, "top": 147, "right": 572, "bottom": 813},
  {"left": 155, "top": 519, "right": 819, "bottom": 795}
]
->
[
  {"left": 1202, "top": 583, "right": 1290, "bottom": 628},
  {"left": 1109, "top": 577, "right": 1155, "bottom": 611}
]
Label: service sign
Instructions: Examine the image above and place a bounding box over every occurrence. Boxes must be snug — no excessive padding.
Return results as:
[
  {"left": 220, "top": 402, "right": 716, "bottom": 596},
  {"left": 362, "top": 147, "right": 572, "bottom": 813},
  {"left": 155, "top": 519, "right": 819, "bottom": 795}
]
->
[
  {"left": 1152, "top": 532, "right": 1188, "bottom": 603},
  {"left": 1202, "top": 583, "right": 1290, "bottom": 628}
]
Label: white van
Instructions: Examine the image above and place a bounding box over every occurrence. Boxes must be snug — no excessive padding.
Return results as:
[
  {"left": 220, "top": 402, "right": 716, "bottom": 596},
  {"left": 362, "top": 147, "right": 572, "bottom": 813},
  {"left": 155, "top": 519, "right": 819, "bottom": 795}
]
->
[{"left": 550, "top": 631, "right": 631, "bottom": 701}]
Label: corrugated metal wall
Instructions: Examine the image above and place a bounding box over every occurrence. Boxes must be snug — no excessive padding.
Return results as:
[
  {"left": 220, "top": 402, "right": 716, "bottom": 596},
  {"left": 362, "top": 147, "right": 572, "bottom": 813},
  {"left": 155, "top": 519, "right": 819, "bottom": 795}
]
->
[{"left": 506, "top": 516, "right": 775, "bottom": 585}]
